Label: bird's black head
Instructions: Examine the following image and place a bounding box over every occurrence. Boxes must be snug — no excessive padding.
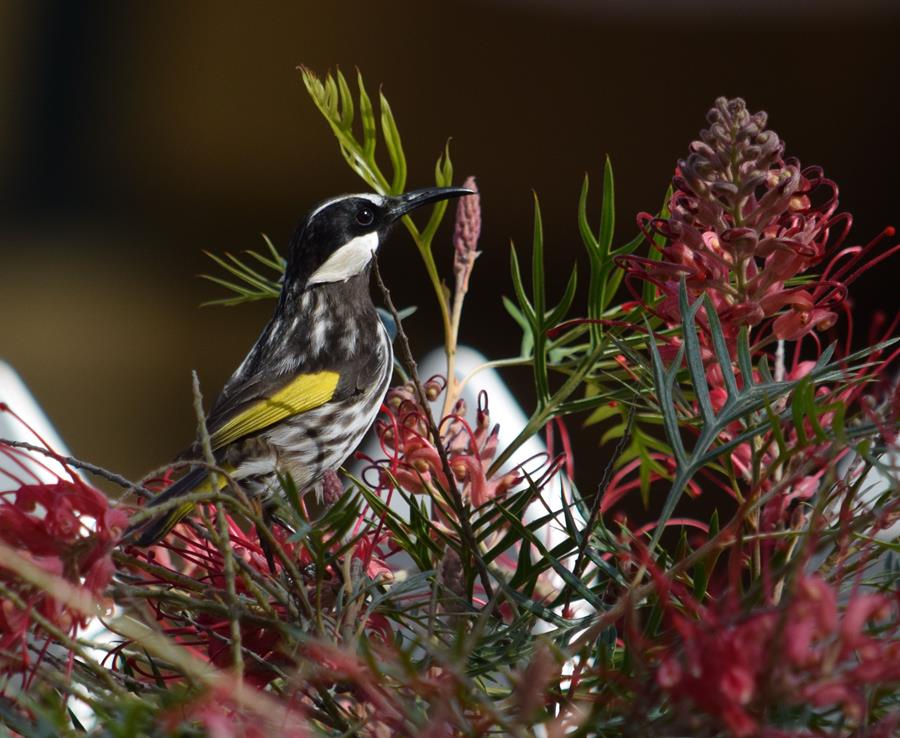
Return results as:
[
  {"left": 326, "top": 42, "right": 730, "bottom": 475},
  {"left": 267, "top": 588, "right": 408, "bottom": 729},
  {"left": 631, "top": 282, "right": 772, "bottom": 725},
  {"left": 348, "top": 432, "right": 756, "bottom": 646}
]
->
[{"left": 285, "top": 187, "right": 472, "bottom": 289}]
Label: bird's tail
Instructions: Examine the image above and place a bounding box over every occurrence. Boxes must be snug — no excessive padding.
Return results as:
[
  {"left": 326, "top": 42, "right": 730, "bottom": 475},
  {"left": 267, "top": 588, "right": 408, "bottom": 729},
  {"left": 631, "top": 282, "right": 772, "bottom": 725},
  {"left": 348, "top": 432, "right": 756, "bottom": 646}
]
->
[{"left": 126, "top": 466, "right": 226, "bottom": 546}]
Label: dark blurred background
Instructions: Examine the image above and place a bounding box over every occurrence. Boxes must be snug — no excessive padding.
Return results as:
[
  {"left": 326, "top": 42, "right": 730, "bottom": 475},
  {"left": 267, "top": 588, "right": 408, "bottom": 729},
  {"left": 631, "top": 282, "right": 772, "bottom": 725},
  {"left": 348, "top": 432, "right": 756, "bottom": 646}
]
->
[{"left": 2, "top": 0, "right": 898, "bottom": 488}]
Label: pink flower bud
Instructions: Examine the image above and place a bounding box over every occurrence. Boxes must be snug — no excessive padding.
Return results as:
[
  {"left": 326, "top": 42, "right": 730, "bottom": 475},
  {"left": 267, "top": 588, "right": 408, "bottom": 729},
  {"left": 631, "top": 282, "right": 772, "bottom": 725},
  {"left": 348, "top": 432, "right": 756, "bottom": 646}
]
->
[{"left": 453, "top": 176, "right": 481, "bottom": 292}]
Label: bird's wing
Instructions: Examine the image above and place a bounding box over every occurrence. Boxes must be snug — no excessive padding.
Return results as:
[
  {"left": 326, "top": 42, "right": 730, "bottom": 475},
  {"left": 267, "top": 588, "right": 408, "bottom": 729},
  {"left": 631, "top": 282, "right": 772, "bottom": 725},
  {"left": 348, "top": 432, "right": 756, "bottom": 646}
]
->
[
  {"left": 127, "top": 465, "right": 229, "bottom": 545},
  {"left": 131, "top": 360, "right": 379, "bottom": 546},
  {"left": 205, "top": 370, "right": 344, "bottom": 451},
  {"left": 129, "top": 370, "right": 344, "bottom": 546}
]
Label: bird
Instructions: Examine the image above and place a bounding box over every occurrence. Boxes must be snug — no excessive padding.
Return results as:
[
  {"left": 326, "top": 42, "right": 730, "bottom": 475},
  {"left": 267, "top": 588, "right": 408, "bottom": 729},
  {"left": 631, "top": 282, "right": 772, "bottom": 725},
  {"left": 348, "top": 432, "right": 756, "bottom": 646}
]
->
[{"left": 129, "top": 186, "right": 472, "bottom": 546}]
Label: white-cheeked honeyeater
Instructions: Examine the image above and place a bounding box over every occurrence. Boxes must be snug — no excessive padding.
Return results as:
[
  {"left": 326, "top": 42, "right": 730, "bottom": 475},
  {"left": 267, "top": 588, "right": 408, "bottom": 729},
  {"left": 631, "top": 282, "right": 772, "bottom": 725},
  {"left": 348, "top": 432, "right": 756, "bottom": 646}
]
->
[{"left": 130, "top": 187, "right": 472, "bottom": 545}]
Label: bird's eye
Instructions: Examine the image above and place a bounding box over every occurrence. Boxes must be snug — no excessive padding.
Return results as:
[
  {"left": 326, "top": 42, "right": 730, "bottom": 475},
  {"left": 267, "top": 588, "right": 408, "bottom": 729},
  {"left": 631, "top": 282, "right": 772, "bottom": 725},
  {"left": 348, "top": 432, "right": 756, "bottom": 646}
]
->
[{"left": 356, "top": 207, "right": 375, "bottom": 226}]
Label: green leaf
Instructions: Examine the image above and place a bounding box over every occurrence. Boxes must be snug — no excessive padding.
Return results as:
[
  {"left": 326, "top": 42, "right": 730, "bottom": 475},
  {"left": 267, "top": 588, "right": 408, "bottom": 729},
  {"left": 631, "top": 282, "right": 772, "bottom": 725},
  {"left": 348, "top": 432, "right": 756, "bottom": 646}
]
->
[
  {"left": 528, "top": 194, "right": 551, "bottom": 403},
  {"left": 702, "top": 292, "right": 738, "bottom": 398},
  {"left": 379, "top": 91, "right": 407, "bottom": 193},
  {"left": 546, "top": 265, "right": 578, "bottom": 327},
  {"left": 585, "top": 401, "right": 621, "bottom": 426},
  {"left": 419, "top": 142, "right": 454, "bottom": 245},
  {"left": 336, "top": 68, "right": 354, "bottom": 130},
  {"left": 598, "top": 155, "right": 615, "bottom": 254},
  {"left": 277, "top": 471, "right": 303, "bottom": 520},
  {"left": 645, "top": 317, "right": 686, "bottom": 466},
  {"left": 435, "top": 139, "right": 454, "bottom": 187},
  {"left": 357, "top": 70, "right": 377, "bottom": 160},
  {"left": 502, "top": 295, "right": 535, "bottom": 356},
  {"left": 200, "top": 241, "right": 284, "bottom": 306},
  {"left": 509, "top": 243, "right": 536, "bottom": 325},
  {"left": 578, "top": 173, "right": 599, "bottom": 255},
  {"left": 680, "top": 285, "right": 714, "bottom": 424},
  {"left": 642, "top": 185, "right": 672, "bottom": 307},
  {"left": 531, "top": 193, "right": 546, "bottom": 321}
]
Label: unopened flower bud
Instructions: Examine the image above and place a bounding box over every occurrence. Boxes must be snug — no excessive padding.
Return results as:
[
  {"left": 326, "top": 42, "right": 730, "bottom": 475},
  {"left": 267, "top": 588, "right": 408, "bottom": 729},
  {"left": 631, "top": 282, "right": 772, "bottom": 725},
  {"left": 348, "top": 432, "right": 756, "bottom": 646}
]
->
[
  {"left": 789, "top": 194, "right": 811, "bottom": 212},
  {"left": 424, "top": 381, "right": 442, "bottom": 402},
  {"left": 453, "top": 176, "right": 481, "bottom": 294}
]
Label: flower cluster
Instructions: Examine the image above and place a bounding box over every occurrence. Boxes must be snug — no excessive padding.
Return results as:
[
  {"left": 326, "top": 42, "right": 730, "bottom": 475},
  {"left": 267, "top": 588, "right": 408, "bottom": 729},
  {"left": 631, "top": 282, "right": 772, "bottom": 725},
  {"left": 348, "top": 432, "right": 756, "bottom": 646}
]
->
[
  {"left": 0, "top": 404, "right": 128, "bottom": 676},
  {"left": 606, "top": 98, "right": 899, "bottom": 547},
  {"left": 657, "top": 575, "right": 899, "bottom": 737},
  {"left": 621, "top": 97, "right": 896, "bottom": 350},
  {"left": 369, "top": 378, "right": 522, "bottom": 507}
]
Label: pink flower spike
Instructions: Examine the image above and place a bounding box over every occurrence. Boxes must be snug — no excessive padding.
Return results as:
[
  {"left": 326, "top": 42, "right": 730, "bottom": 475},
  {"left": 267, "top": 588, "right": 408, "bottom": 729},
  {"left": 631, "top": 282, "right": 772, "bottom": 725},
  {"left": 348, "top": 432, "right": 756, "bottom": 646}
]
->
[{"left": 453, "top": 176, "right": 481, "bottom": 294}]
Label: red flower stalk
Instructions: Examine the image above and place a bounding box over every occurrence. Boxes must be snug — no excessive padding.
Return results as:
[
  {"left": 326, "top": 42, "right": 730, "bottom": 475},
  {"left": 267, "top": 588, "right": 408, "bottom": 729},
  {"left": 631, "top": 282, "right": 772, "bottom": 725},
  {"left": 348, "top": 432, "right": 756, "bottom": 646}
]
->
[{"left": 0, "top": 404, "right": 127, "bottom": 676}]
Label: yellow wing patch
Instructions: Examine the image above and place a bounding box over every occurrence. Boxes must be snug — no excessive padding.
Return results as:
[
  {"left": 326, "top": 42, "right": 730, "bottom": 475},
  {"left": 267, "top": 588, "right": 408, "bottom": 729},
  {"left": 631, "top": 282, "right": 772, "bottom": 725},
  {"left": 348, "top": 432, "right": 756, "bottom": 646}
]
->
[
  {"left": 211, "top": 371, "right": 340, "bottom": 449},
  {"left": 132, "top": 466, "right": 234, "bottom": 546}
]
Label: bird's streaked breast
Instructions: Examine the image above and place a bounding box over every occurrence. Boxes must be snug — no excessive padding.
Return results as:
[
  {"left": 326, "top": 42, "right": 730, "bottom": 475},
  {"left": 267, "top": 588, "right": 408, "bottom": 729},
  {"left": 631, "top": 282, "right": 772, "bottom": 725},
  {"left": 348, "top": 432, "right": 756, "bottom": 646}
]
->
[{"left": 231, "top": 319, "right": 392, "bottom": 496}]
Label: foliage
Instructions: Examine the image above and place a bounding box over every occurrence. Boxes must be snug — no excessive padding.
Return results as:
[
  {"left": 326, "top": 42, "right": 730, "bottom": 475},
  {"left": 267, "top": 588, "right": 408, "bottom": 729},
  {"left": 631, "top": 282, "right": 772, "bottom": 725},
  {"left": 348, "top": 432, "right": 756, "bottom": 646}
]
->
[{"left": 1, "top": 77, "right": 898, "bottom": 738}]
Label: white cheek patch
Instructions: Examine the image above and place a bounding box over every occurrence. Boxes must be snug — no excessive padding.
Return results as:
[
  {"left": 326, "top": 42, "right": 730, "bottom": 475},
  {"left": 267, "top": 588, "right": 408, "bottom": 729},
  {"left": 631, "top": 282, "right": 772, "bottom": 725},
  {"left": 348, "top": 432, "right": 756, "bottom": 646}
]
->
[{"left": 307, "top": 231, "right": 379, "bottom": 285}]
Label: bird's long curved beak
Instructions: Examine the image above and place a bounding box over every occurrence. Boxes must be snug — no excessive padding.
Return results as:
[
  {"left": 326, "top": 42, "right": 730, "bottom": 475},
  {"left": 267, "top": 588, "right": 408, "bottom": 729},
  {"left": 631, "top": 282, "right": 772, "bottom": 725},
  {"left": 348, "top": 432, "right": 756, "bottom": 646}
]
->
[{"left": 386, "top": 186, "right": 474, "bottom": 222}]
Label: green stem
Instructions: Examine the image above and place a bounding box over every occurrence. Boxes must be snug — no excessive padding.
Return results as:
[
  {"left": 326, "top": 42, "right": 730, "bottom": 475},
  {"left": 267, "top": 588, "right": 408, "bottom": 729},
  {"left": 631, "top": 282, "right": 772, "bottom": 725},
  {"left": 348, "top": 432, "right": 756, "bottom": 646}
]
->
[
  {"left": 488, "top": 339, "right": 608, "bottom": 476},
  {"left": 403, "top": 217, "right": 453, "bottom": 350},
  {"left": 457, "top": 357, "right": 533, "bottom": 395}
]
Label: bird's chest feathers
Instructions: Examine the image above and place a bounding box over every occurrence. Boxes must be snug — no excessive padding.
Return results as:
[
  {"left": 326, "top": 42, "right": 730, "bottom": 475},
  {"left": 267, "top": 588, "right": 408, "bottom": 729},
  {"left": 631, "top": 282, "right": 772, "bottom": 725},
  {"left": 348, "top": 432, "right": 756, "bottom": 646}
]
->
[
  {"left": 299, "top": 289, "right": 369, "bottom": 357},
  {"left": 254, "top": 277, "right": 375, "bottom": 372}
]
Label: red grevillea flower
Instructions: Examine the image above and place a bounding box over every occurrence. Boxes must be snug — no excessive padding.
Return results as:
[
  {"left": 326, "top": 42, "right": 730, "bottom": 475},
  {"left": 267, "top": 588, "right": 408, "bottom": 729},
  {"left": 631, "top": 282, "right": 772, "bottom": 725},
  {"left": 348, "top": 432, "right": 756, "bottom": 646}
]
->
[
  {"left": 656, "top": 574, "right": 899, "bottom": 736},
  {"left": 0, "top": 404, "right": 128, "bottom": 676},
  {"left": 620, "top": 97, "right": 898, "bottom": 352},
  {"left": 366, "top": 379, "right": 544, "bottom": 507}
]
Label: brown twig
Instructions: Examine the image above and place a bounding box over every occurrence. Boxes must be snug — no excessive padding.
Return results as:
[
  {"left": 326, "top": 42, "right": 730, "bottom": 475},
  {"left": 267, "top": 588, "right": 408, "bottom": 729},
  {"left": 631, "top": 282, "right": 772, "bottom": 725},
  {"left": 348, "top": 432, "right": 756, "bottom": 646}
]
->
[
  {"left": 191, "top": 371, "right": 243, "bottom": 682},
  {"left": 0, "top": 437, "right": 153, "bottom": 499}
]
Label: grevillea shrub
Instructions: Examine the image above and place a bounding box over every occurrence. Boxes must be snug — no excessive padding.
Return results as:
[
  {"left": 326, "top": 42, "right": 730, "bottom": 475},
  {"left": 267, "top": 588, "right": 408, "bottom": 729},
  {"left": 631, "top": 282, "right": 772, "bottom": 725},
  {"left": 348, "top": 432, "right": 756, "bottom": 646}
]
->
[{"left": 0, "top": 76, "right": 897, "bottom": 738}]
